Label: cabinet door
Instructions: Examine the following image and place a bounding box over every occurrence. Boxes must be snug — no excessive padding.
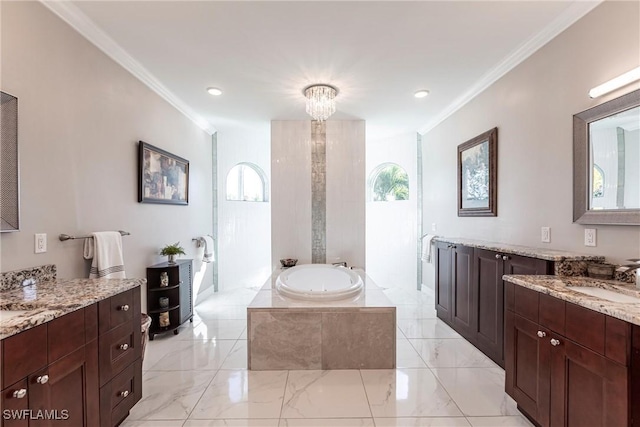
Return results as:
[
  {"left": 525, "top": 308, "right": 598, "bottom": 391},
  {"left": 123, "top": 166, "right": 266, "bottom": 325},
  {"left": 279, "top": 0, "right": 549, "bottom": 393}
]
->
[
  {"left": 1, "top": 379, "right": 29, "bottom": 427},
  {"left": 474, "top": 248, "right": 505, "bottom": 366},
  {"left": 29, "top": 346, "right": 91, "bottom": 427},
  {"left": 505, "top": 311, "right": 550, "bottom": 426},
  {"left": 451, "top": 245, "right": 475, "bottom": 339},
  {"left": 549, "top": 337, "right": 628, "bottom": 427},
  {"left": 632, "top": 326, "right": 640, "bottom": 427},
  {"left": 179, "top": 261, "right": 193, "bottom": 324},
  {"left": 435, "top": 242, "right": 452, "bottom": 323},
  {"left": 503, "top": 254, "right": 550, "bottom": 276}
]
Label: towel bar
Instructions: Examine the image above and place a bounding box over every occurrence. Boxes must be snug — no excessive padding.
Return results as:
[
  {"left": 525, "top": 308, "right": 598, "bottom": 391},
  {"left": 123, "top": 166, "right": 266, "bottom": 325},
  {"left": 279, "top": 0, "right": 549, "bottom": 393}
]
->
[{"left": 59, "top": 230, "right": 130, "bottom": 241}]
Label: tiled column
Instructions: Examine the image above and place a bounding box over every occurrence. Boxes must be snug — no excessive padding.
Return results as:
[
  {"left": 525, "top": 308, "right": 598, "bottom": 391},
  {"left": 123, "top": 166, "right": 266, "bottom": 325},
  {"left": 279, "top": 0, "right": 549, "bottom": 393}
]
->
[{"left": 311, "top": 120, "right": 327, "bottom": 264}]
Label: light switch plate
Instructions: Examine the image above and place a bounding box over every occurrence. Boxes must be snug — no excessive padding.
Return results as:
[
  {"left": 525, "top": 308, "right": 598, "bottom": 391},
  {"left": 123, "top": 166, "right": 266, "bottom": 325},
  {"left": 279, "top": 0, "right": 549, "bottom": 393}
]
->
[
  {"left": 35, "top": 233, "right": 47, "bottom": 253},
  {"left": 541, "top": 227, "right": 551, "bottom": 243},
  {"left": 584, "top": 229, "right": 597, "bottom": 247}
]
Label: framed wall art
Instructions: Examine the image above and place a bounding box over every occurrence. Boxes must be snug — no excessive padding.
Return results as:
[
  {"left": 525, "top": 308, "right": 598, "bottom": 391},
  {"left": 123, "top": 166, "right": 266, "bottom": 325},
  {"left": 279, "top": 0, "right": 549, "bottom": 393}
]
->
[
  {"left": 458, "top": 127, "right": 497, "bottom": 217},
  {"left": 138, "top": 141, "right": 189, "bottom": 205}
]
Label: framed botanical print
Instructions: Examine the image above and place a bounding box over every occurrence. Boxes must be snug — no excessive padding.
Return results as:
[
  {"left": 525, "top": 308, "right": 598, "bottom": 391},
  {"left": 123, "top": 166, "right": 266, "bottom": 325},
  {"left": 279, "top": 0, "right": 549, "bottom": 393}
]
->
[{"left": 458, "top": 128, "right": 497, "bottom": 217}]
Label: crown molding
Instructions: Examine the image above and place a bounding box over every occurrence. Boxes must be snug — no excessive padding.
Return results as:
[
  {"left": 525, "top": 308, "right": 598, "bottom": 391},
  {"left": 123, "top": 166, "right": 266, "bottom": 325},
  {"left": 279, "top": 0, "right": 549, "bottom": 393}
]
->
[
  {"left": 40, "top": 1, "right": 217, "bottom": 136},
  {"left": 419, "top": 0, "right": 603, "bottom": 135}
]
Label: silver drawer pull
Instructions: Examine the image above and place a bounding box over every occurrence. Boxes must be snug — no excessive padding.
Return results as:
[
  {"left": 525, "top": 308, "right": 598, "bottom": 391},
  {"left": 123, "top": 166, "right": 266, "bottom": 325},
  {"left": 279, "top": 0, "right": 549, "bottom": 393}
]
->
[
  {"left": 119, "top": 390, "right": 129, "bottom": 398},
  {"left": 495, "top": 253, "right": 501, "bottom": 259},
  {"left": 537, "top": 331, "right": 546, "bottom": 338},
  {"left": 118, "top": 304, "right": 130, "bottom": 312},
  {"left": 119, "top": 343, "right": 129, "bottom": 351},
  {"left": 502, "top": 255, "right": 510, "bottom": 261},
  {"left": 13, "top": 389, "right": 27, "bottom": 399},
  {"left": 550, "top": 338, "right": 561, "bottom": 346},
  {"left": 37, "top": 375, "right": 49, "bottom": 384}
]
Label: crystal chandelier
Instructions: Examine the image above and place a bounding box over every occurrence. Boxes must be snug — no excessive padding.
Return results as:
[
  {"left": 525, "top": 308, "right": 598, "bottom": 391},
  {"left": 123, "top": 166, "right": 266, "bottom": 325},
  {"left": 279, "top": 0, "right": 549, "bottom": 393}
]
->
[{"left": 304, "top": 84, "right": 338, "bottom": 121}]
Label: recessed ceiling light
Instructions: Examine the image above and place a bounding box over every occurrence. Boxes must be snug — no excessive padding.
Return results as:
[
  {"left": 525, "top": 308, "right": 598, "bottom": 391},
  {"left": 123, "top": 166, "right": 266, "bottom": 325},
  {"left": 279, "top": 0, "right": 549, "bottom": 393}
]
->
[
  {"left": 414, "top": 90, "right": 430, "bottom": 98},
  {"left": 207, "top": 87, "right": 223, "bottom": 96}
]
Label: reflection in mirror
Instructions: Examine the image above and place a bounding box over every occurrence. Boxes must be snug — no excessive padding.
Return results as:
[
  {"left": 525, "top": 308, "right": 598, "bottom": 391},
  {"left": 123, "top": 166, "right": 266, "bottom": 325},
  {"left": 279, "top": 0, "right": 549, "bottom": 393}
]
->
[{"left": 589, "top": 106, "right": 640, "bottom": 210}]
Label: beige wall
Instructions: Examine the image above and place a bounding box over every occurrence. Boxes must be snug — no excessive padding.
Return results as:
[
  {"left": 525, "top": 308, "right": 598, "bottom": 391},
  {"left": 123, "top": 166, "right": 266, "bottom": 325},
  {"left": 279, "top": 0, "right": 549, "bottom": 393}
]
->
[
  {"left": 0, "top": 2, "right": 214, "bottom": 304},
  {"left": 422, "top": 0, "right": 640, "bottom": 288}
]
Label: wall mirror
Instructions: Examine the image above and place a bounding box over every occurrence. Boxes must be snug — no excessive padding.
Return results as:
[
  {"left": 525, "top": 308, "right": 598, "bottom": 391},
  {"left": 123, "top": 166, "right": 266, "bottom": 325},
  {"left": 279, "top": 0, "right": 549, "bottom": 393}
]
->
[
  {"left": 0, "top": 91, "right": 19, "bottom": 232},
  {"left": 574, "top": 89, "right": 640, "bottom": 225}
]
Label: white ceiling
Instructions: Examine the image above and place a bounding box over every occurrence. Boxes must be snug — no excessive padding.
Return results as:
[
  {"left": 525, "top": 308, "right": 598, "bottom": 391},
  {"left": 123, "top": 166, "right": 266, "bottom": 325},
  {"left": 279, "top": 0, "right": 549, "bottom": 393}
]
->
[{"left": 46, "top": 1, "right": 600, "bottom": 138}]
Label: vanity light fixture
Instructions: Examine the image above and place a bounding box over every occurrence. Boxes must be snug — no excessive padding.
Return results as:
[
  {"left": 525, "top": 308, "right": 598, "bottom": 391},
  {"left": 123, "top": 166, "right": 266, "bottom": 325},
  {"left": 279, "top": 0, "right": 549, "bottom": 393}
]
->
[
  {"left": 414, "top": 90, "right": 430, "bottom": 98},
  {"left": 588, "top": 66, "right": 640, "bottom": 99},
  {"left": 206, "top": 87, "right": 223, "bottom": 96},
  {"left": 304, "top": 84, "right": 338, "bottom": 121}
]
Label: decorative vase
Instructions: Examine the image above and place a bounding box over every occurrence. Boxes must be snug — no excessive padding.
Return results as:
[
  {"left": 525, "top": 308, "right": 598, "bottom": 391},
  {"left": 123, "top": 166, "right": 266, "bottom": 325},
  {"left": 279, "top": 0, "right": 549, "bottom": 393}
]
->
[
  {"left": 159, "top": 297, "right": 169, "bottom": 308},
  {"left": 159, "top": 312, "right": 170, "bottom": 327},
  {"left": 168, "top": 254, "right": 176, "bottom": 264},
  {"left": 160, "top": 272, "right": 169, "bottom": 287}
]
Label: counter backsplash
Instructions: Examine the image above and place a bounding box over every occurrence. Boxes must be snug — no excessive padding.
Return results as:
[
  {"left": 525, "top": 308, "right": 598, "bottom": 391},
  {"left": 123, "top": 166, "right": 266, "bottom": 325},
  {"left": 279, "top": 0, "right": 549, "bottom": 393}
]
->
[{"left": 0, "top": 264, "right": 57, "bottom": 291}]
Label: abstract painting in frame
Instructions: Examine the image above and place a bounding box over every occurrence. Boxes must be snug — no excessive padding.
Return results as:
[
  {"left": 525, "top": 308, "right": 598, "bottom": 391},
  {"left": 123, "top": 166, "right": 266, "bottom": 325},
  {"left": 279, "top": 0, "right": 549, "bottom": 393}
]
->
[
  {"left": 138, "top": 141, "right": 189, "bottom": 205},
  {"left": 458, "top": 127, "right": 497, "bottom": 217}
]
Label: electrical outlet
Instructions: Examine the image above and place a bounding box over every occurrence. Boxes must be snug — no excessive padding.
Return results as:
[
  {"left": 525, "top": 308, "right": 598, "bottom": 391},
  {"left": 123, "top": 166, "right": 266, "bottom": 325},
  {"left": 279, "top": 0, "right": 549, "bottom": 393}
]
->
[
  {"left": 35, "top": 233, "right": 47, "bottom": 253},
  {"left": 431, "top": 223, "right": 437, "bottom": 232},
  {"left": 584, "top": 229, "right": 597, "bottom": 247},
  {"left": 541, "top": 227, "right": 551, "bottom": 243}
]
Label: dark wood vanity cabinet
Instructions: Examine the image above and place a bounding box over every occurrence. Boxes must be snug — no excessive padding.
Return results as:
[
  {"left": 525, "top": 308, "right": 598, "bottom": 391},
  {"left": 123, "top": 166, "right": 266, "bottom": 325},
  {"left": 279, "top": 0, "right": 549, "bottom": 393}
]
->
[
  {"left": 0, "top": 288, "right": 141, "bottom": 427},
  {"left": 505, "top": 282, "right": 636, "bottom": 427},
  {"left": 435, "top": 242, "right": 551, "bottom": 367}
]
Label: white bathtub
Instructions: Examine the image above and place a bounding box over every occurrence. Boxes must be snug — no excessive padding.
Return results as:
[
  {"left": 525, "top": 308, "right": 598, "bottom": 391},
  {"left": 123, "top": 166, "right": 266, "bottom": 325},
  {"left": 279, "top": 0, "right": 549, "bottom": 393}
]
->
[{"left": 275, "top": 264, "right": 364, "bottom": 301}]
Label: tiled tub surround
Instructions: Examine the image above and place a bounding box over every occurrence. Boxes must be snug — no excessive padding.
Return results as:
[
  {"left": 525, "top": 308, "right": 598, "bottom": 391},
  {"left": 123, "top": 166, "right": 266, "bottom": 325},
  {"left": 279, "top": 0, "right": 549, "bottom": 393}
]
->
[
  {"left": 503, "top": 274, "right": 640, "bottom": 326},
  {"left": 247, "top": 268, "right": 396, "bottom": 370},
  {"left": 0, "top": 264, "right": 57, "bottom": 291},
  {"left": 433, "top": 237, "right": 639, "bottom": 282},
  {"left": 0, "top": 276, "right": 145, "bottom": 339}
]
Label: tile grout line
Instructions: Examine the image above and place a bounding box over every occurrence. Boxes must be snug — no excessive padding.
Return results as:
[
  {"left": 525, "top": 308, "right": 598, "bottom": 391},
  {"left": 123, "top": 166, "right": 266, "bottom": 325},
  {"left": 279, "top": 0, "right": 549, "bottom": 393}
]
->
[
  {"left": 278, "top": 370, "right": 291, "bottom": 421},
  {"left": 357, "top": 369, "right": 375, "bottom": 420},
  {"left": 183, "top": 367, "right": 221, "bottom": 422}
]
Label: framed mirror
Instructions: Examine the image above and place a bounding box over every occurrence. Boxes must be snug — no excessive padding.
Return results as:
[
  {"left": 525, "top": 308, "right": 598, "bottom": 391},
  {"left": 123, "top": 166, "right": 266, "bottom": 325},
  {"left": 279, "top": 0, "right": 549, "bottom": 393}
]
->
[
  {"left": 1, "top": 91, "right": 19, "bottom": 232},
  {"left": 573, "top": 89, "right": 640, "bottom": 225}
]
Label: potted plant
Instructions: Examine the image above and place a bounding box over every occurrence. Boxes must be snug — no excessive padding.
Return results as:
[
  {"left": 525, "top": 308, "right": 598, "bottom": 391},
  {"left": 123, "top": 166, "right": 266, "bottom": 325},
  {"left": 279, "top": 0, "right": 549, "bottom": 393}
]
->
[{"left": 160, "top": 242, "right": 186, "bottom": 264}]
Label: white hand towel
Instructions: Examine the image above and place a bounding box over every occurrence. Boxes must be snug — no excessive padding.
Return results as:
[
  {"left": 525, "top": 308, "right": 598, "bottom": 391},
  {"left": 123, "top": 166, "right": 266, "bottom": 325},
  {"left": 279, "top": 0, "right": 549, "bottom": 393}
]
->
[
  {"left": 201, "top": 235, "right": 215, "bottom": 263},
  {"left": 89, "top": 231, "right": 126, "bottom": 279},
  {"left": 421, "top": 234, "right": 437, "bottom": 263}
]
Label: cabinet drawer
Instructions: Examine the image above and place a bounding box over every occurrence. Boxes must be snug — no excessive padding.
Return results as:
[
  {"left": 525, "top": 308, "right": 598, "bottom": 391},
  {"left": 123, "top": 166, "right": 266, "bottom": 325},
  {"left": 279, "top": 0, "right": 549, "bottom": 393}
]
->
[
  {"left": 1, "top": 379, "right": 29, "bottom": 427},
  {"left": 539, "top": 293, "right": 565, "bottom": 335},
  {"left": 98, "top": 322, "right": 140, "bottom": 387},
  {"left": 48, "top": 307, "right": 86, "bottom": 363},
  {"left": 2, "top": 325, "right": 47, "bottom": 389},
  {"left": 513, "top": 285, "right": 539, "bottom": 322},
  {"left": 99, "top": 359, "right": 142, "bottom": 427},
  {"left": 565, "top": 302, "right": 605, "bottom": 355},
  {"left": 99, "top": 290, "right": 134, "bottom": 334}
]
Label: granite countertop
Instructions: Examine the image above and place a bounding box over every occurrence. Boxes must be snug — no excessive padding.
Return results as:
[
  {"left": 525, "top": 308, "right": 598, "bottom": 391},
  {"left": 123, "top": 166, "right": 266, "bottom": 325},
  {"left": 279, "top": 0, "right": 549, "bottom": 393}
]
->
[
  {"left": 249, "top": 268, "right": 394, "bottom": 309},
  {"left": 434, "top": 237, "right": 604, "bottom": 262},
  {"left": 0, "top": 278, "right": 144, "bottom": 340},
  {"left": 503, "top": 275, "right": 640, "bottom": 326}
]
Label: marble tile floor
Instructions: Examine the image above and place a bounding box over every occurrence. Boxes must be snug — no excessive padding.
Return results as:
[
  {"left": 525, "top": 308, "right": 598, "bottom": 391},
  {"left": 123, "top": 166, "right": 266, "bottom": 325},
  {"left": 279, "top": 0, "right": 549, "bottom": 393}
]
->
[{"left": 124, "top": 286, "right": 534, "bottom": 427}]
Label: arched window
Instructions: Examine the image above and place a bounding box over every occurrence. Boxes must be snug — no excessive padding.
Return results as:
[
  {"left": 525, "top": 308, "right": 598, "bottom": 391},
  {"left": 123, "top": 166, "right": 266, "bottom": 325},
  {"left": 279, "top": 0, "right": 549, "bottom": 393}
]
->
[
  {"left": 226, "top": 163, "right": 268, "bottom": 202},
  {"left": 368, "top": 163, "right": 409, "bottom": 201},
  {"left": 592, "top": 164, "right": 604, "bottom": 198}
]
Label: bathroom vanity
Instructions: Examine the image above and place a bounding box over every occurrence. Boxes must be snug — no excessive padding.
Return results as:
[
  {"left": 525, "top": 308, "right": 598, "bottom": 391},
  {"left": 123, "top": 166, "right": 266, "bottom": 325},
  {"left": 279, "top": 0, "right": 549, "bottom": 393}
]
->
[
  {"left": 433, "top": 237, "right": 603, "bottom": 367},
  {"left": 0, "top": 275, "right": 144, "bottom": 427},
  {"left": 503, "top": 275, "right": 640, "bottom": 427}
]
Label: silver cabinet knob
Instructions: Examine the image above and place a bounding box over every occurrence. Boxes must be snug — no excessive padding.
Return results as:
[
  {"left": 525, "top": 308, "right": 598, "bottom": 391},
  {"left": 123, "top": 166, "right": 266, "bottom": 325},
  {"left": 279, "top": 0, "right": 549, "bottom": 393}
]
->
[
  {"left": 13, "top": 389, "right": 27, "bottom": 399},
  {"left": 37, "top": 375, "right": 49, "bottom": 384},
  {"left": 550, "top": 338, "right": 561, "bottom": 346},
  {"left": 537, "top": 331, "right": 546, "bottom": 338},
  {"left": 119, "top": 390, "right": 129, "bottom": 398},
  {"left": 502, "top": 255, "right": 510, "bottom": 261},
  {"left": 119, "top": 343, "right": 129, "bottom": 351},
  {"left": 119, "top": 304, "right": 130, "bottom": 311},
  {"left": 495, "top": 254, "right": 501, "bottom": 259}
]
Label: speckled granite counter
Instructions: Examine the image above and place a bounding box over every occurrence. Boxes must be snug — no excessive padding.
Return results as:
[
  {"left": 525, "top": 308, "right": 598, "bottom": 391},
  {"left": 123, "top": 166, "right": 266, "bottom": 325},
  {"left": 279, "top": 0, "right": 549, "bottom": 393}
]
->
[
  {"left": 503, "top": 275, "right": 640, "bottom": 326},
  {"left": 434, "top": 237, "right": 604, "bottom": 262},
  {"left": 0, "top": 278, "right": 144, "bottom": 340}
]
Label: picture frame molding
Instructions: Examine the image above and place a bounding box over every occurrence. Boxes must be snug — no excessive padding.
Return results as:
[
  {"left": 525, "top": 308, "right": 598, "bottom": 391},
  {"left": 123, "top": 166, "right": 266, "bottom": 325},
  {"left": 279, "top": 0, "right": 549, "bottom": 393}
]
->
[
  {"left": 457, "top": 127, "right": 498, "bottom": 217},
  {"left": 138, "top": 141, "right": 189, "bottom": 205}
]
